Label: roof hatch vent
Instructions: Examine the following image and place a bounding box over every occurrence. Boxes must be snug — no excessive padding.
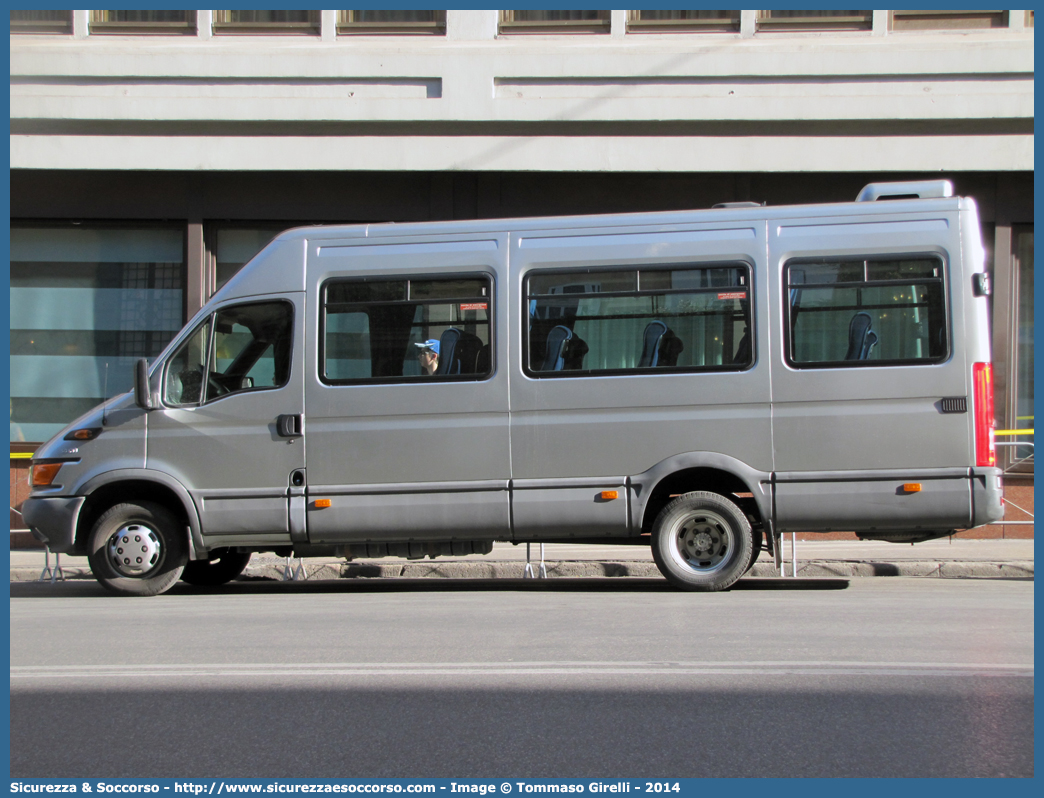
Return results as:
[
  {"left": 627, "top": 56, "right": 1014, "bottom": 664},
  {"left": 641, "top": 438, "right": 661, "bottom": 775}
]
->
[{"left": 856, "top": 180, "right": 954, "bottom": 202}]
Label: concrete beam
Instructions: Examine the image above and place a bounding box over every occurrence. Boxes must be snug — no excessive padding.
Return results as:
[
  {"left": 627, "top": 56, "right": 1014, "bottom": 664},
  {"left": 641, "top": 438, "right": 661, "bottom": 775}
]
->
[{"left": 11, "top": 133, "right": 1033, "bottom": 172}]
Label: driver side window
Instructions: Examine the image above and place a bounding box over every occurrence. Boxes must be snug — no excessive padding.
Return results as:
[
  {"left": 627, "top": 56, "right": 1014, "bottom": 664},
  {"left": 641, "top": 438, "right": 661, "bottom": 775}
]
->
[
  {"left": 164, "top": 301, "right": 293, "bottom": 406},
  {"left": 164, "top": 320, "right": 209, "bottom": 406}
]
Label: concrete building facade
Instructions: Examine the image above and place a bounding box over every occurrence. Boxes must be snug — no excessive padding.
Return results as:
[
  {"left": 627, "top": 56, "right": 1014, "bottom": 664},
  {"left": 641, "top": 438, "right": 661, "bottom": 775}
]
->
[{"left": 9, "top": 10, "right": 1034, "bottom": 541}]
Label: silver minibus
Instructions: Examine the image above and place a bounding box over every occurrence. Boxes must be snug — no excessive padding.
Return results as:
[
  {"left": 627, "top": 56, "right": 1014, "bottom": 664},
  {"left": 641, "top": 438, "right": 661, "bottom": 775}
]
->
[{"left": 22, "top": 180, "right": 1004, "bottom": 595}]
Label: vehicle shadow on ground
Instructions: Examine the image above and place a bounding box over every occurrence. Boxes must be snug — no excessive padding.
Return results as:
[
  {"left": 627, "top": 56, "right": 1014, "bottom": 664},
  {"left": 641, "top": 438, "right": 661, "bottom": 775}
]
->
[{"left": 9, "top": 575, "right": 850, "bottom": 598}]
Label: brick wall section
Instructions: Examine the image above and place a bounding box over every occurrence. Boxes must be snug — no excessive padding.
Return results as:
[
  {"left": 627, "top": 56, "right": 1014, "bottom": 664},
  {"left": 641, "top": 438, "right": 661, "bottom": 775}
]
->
[
  {"left": 10, "top": 455, "right": 34, "bottom": 548},
  {"left": 969, "top": 477, "right": 1034, "bottom": 539}
]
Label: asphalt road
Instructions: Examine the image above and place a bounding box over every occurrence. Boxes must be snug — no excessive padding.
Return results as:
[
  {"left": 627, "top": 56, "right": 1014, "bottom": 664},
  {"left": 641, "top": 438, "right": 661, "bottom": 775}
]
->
[{"left": 10, "top": 576, "right": 1034, "bottom": 778}]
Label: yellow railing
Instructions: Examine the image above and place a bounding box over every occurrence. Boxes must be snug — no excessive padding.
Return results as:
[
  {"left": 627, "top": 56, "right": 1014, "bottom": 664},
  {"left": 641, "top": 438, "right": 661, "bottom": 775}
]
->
[{"left": 995, "top": 422, "right": 1033, "bottom": 483}]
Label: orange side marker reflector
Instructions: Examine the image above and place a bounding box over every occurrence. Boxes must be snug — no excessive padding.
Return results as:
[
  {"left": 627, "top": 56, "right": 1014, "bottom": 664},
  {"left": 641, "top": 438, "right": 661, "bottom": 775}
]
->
[
  {"left": 314, "top": 499, "right": 332, "bottom": 508},
  {"left": 902, "top": 483, "right": 922, "bottom": 493},
  {"left": 601, "top": 490, "right": 619, "bottom": 501}
]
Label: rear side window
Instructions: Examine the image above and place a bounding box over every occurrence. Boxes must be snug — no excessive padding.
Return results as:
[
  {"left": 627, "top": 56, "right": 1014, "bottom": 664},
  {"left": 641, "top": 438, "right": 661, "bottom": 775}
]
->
[
  {"left": 785, "top": 255, "right": 947, "bottom": 368},
  {"left": 322, "top": 275, "right": 493, "bottom": 384},
  {"left": 525, "top": 263, "right": 753, "bottom": 377}
]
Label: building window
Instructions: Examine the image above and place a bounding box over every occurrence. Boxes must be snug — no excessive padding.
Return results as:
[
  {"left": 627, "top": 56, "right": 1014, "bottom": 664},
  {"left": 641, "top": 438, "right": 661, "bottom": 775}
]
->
[
  {"left": 10, "top": 226, "right": 186, "bottom": 444},
  {"left": 89, "top": 10, "right": 197, "bottom": 34},
  {"left": 322, "top": 276, "right": 493, "bottom": 384},
  {"left": 525, "top": 265, "right": 753, "bottom": 377},
  {"left": 627, "top": 10, "right": 740, "bottom": 33},
  {"left": 9, "top": 10, "right": 72, "bottom": 34},
  {"left": 209, "top": 226, "right": 288, "bottom": 299},
  {"left": 1008, "top": 227, "right": 1034, "bottom": 469},
  {"left": 757, "top": 10, "right": 872, "bottom": 31},
  {"left": 499, "top": 10, "right": 611, "bottom": 34},
  {"left": 784, "top": 256, "right": 947, "bottom": 368},
  {"left": 338, "top": 10, "right": 446, "bottom": 35},
  {"left": 891, "top": 10, "right": 1009, "bottom": 30},
  {"left": 213, "top": 10, "right": 321, "bottom": 35}
]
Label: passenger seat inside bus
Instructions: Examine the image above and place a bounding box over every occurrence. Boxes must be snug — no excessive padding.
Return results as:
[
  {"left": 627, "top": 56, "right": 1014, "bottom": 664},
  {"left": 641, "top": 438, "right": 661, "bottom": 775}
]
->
[
  {"left": 436, "top": 328, "right": 484, "bottom": 375},
  {"left": 541, "top": 325, "right": 588, "bottom": 371},
  {"left": 639, "top": 321, "right": 684, "bottom": 368},
  {"left": 562, "top": 333, "right": 588, "bottom": 370},
  {"left": 541, "top": 325, "right": 573, "bottom": 370},
  {"left": 733, "top": 328, "right": 751, "bottom": 365},
  {"left": 845, "top": 312, "right": 879, "bottom": 360}
]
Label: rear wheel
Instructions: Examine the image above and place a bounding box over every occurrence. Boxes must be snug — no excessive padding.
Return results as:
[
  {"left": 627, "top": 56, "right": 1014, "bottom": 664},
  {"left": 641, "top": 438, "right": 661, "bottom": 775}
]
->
[
  {"left": 87, "top": 501, "right": 187, "bottom": 596},
  {"left": 181, "top": 549, "right": 252, "bottom": 586},
  {"left": 651, "top": 491, "right": 754, "bottom": 591}
]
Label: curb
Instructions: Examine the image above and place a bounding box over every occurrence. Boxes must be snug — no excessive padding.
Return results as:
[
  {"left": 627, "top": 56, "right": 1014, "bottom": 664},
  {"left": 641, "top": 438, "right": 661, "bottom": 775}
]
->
[{"left": 11, "top": 559, "right": 1034, "bottom": 583}]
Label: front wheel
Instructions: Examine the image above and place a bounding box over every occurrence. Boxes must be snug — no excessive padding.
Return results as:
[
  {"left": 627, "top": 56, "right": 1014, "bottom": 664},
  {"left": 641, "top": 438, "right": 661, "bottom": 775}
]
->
[
  {"left": 181, "top": 549, "right": 252, "bottom": 586},
  {"left": 745, "top": 528, "right": 764, "bottom": 574},
  {"left": 651, "top": 491, "right": 754, "bottom": 591},
  {"left": 87, "top": 501, "right": 188, "bottom": 596}
]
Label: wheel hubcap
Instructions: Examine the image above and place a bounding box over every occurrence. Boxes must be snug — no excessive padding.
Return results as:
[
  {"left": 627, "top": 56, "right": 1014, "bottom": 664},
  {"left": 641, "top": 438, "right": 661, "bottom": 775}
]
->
[
  {"left": 670, "top": 510, "right": 733, "bottom": 574},
  {"left": 107, "top": 524, "right": 163, "bottom": 577}
]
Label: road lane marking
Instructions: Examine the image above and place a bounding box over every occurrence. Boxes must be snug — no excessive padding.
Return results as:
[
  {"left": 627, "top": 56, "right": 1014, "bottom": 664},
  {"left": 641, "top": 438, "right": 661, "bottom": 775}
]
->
[{"left": 10, "top": 660, "right": 1033, "bottom": 680}]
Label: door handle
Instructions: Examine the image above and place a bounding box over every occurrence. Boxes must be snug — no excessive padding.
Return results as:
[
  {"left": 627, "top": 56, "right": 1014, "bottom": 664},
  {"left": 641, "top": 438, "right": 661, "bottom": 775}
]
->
[{"left": 277, "top": 414, "right": 303, "bottom": 438}]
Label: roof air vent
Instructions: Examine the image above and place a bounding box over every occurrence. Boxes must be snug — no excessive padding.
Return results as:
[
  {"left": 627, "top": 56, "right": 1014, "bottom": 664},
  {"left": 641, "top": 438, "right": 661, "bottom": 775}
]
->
[{"left": 856, "top": 181, "right": 954, "bottom": 202}]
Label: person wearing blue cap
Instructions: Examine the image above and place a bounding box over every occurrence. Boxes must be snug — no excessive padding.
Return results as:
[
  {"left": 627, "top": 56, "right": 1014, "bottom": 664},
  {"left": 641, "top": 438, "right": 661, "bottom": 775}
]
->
[{"left": 414, "top": 338, "right": 440, "bottom": 375}]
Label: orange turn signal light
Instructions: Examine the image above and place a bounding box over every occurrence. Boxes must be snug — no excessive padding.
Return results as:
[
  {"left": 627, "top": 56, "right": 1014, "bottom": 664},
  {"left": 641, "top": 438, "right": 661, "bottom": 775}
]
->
[
  {"left": 64, "top": 428, "right": 101, "bottom": 441},
  {"left": 902, "top": 483, "right": 922, "bottom": 493},
  {"left": 314, "top": 499, "right": 332, "bottom": 509},
  {"left": 31, "top": 462, "right": 63, "bottom": 487},
  {"left": 600, "top": 490, "right": 619, "bottom": 501}
]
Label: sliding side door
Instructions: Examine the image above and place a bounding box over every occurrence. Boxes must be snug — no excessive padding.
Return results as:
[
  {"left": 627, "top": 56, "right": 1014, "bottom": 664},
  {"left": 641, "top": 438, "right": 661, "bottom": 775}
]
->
[{"left": 303, "top": 236, "right": 511, "bottom": 544}]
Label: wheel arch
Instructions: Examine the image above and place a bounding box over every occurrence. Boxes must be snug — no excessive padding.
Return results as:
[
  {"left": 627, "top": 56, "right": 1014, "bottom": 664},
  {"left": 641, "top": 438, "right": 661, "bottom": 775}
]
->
[
  {"left": 75, "top": 470, "right": 205, "bottom": 559},
  {"left": 631, "top": 453, "right": 773, "bottom": 538}
]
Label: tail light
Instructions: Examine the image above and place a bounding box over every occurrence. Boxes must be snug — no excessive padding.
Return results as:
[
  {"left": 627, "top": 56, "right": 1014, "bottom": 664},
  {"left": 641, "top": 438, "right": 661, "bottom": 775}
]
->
[{"left": 972, "top": 362, "right": 995, "bottom": 467}]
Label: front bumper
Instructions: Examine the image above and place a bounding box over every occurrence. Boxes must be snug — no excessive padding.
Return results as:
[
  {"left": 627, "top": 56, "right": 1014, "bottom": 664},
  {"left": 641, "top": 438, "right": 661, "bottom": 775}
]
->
[{"left": 20, "top": 496, "right": 86, "bottom": 553}]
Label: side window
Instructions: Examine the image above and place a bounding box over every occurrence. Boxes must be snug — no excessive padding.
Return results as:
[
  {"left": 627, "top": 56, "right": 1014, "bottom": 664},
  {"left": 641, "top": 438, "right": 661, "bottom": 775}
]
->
[
  {"left": 322, "top": 275, "right": 493, "bottom": 384},
  {"left": 785, "top": 256, "right": 947, "bottom": 368},
  {"left": 163, "top": 301, "right": 293, "bottom": 406},
  {"left": 525, "top": 264, "right": 753, "bottom": 376},
  {"left": 164, "top": 320, "right": 210, "bottom": 406}
]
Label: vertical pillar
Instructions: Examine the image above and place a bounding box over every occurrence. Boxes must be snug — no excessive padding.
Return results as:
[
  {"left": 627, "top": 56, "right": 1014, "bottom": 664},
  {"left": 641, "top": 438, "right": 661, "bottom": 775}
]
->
[
  {"left": 321, "top": 10, "right": 337, "bottom": 42},
  {"left": 197, "top": 10, "right": 213, "bottom": 40},
  {"left": 991, "top": 223, "right": 1014, "bottom": 469},
  {"left": 187, "top": 221, "right": 206, "bottom": 317},
  {"left": 72, "top": 10, "right": 88, "bottom": 39},
  {"left": 446, "top": 11, "right": 498, "bottom": 40},
  {"left": 739, "top": 10, "right": 756, "bottom": 38},
  {"left": 872, "top": 10, "right": 889, "bottom": 35}
]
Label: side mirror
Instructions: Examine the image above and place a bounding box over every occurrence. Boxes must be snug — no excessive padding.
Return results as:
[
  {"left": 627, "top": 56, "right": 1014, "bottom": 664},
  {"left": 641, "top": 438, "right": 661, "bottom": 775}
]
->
[{"left": 134, "top": 358, "right": 154, "bottom": 410}]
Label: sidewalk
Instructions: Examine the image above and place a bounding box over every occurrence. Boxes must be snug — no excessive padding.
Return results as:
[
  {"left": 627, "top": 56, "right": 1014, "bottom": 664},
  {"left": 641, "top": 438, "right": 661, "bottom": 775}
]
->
[{"left": 9, "top": 538, "right": 1034, "bottom": 583}]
